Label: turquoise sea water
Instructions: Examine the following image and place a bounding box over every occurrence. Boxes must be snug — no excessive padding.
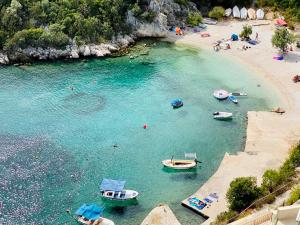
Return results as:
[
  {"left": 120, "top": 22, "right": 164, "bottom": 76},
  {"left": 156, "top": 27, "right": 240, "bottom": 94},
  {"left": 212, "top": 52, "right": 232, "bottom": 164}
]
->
[{"left": 0, "top": 41, "right": 277, "bottom": 225}]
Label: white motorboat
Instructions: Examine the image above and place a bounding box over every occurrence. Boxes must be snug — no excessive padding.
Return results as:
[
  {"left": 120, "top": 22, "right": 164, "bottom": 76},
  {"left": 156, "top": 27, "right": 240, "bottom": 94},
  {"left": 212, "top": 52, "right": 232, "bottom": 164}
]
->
[
  {"left": 100, "top": 179, "right": 139, "bottom": 201},
  {"left": 213, "top": 89, "right": 229, "bottom": 100},
  {"left": 101, "top": 189, "right": 139, "bottom": 200},
  {"left": 229, "top": 92, "right": 247, "bottom": 96},
  {"left": 213, "top": 111, "right": 233, "bottom": 120},
  {"left": 162, "top": 153, "right": 199, "bottom": 170}
]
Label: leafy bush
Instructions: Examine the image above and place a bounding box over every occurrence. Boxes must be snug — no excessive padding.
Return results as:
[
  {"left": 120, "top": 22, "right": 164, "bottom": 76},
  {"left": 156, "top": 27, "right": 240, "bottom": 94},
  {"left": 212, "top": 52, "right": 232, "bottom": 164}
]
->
[
  {"left": 208, "top": 6, "right": 225, "bottom": 20},
  {"left": 4, "top": 28, "right": 69, "bottom": 51},
  {"left": 262, "top": 169, "right": 282, "bottom": 192},
  {"left": 4, "top": 28, "right": 44, "bottom": 51},
  {"left": 272, "top": 28, "right": 296, "bottom": 53},
  {"left": 187, "top": 11, "right": 203, "bottom": 26},
  {"left": 0, "top": 30, "right": 7, "bottom": 49},
  {"left": 139, "top": 10, "right": 157, "bottom": 23},
  {"left": 212, "top": 210, "right": 238, "bottom": 225},
  {"left": 286, "top": 186, "right": 300, "bottom": 205},
  {"left": 226, "top": 177, "right": 262, "bottom": 211},
  {"left": 174, "top": 0, "right": 188, "bottom": 6},
  {"left": 240, "top": 25, "right": 252, "bottom": 40}
]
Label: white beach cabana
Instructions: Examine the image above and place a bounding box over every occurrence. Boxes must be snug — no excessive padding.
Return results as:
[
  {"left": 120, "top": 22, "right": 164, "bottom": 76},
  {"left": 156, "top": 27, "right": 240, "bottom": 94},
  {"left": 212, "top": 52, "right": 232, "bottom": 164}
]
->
[
  {"left": 240, "top": 7, "right": 247, "bottom": 19},
  {"left": 247, "top": 8, "right": 256, "bottom": 20},
  {"left": 225, "top": 8, "right": 232, "bottom": 17},
  {"left": 233, "top": 6, "right": 240, "bottom": 18},
  {"left": 256, "top": 9, "right": 264, "bottom": 20}
]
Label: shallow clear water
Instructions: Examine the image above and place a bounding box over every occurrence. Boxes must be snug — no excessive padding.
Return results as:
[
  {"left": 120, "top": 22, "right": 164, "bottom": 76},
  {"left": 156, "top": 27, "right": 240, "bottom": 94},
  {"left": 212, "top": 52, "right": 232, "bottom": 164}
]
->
[{"left": 0, "top": 41, "right": 277, "bottom": 225}]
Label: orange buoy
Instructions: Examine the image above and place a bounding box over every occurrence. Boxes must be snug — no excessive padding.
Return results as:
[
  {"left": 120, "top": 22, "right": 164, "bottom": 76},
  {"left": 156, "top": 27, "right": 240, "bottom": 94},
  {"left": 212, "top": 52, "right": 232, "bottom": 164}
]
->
[{"left": 143, "top": 124, "right": 147, "bottom": 129}]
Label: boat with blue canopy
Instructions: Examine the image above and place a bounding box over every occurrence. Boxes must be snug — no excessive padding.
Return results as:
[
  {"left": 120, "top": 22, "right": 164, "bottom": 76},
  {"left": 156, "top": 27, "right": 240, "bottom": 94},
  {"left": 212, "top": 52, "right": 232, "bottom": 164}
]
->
[
  {"left": 100, "top": 179, "right": 139, "bottom": 200},
  {"left": 171, "top": 98, "right": 183, "bottom": 108},
  {"left": 75, "top": 203, "right": 114, "bottom": 225}
]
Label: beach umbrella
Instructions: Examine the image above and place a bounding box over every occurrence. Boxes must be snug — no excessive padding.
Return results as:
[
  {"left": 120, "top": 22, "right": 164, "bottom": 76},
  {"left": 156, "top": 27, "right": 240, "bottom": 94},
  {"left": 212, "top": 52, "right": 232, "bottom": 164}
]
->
[
  {"left": 256, "top": 9, "right": 264, "bottom": 20},
  {"left": 240, "top": 7, "right": 247, "bottom": 19},
  {"left": 225, "top": 8, "right": 232, "bottom": 17},
  {"left": 247, "top": 8, "right": 256, "bottom": 20},
  {"left": 232, "top": 6, "right": 240, "bottom": 18}
]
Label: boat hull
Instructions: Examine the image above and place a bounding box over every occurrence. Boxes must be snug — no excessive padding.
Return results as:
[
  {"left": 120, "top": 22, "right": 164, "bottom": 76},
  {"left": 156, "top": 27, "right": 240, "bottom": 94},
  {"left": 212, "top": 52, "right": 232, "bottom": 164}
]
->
[
  {"left": 101, "top": 189, "right": 139, "bottom": 201},
  {"left": 213, "top": 112, "right": 233, "bottom": 120},
  {"left": 161, "top": 159, "right": 197, "bottom": 169},
  {"left": 78, "top": 217, "right": 115, "bottom": 225}
]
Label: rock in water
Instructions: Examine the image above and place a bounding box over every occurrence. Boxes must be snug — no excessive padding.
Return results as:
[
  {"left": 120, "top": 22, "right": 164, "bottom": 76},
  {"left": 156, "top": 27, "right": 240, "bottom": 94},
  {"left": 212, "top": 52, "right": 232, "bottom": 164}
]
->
[{"left": 248, "top": 8, "right": 256, "bottom": 20}]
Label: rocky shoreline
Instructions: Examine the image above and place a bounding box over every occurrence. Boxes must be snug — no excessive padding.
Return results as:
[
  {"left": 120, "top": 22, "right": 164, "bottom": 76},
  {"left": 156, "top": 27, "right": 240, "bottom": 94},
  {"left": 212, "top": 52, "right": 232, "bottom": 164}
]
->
[{"left": 0, "top": 0, "right": 198, "bottom": 65}]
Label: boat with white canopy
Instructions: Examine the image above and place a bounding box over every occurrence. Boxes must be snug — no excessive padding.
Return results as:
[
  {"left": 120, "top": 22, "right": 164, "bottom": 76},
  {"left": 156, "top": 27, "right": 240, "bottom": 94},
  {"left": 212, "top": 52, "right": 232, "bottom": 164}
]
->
[
  {"left": 213, "top": 89, "right": 229, "bottom": 100},
  {"left": 100, "top": 179, "right": 139, "bottom": 201},
  {"left": 162, "top": 153, "right": 200, "bottom": 170},
  {"left": 75, "top": 204, "right": 115, "bottom": 225}
]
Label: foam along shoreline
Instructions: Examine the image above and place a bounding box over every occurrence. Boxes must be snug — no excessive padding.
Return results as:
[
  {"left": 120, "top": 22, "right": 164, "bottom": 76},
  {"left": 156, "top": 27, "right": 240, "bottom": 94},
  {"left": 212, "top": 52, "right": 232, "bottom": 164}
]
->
[{"left": 175, "top": 20, "right": 300, "bottom": 223}]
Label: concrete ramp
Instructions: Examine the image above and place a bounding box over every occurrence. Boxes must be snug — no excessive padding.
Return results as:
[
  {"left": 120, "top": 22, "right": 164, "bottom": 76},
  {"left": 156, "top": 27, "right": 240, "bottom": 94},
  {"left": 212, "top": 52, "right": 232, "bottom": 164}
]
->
[{"left": 141, "top": 204, "right": 181, "bottom": 225}]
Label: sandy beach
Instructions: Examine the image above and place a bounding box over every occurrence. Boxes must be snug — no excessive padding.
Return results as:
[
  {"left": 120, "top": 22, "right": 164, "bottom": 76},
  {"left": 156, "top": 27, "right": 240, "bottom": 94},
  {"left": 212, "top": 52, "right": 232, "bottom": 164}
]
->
[{"left": 175, "top": 20, "right": 300, "bottom": 224}]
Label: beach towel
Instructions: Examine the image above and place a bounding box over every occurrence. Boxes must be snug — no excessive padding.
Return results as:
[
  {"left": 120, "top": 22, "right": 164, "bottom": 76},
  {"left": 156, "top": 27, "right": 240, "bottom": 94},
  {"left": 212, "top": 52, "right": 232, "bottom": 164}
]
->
[
  {"left": 209, "top": 193, "right": 219, "bottom": 199},
  {"left": 273, "top": 55, "right": 284, "bottom": 60},
  {"left": 188, "top": 197, "right": 207, "bottom": 210}
]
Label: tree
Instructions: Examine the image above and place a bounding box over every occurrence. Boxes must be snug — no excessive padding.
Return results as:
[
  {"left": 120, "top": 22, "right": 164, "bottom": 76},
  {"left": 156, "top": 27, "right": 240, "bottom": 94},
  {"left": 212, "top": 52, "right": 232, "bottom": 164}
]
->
[
  {"left": 187, "top": 11, "right": 203, "bottom": 26},
  {"left": 240, "top": 25, "right": 252, "bottom": 40},
  {"left": 272, "top": 28, "right": 295, "bottom": 53},
  {"left": 262, "top": 169, "right": 282, "bottom": 192},
  {"left": 226, "top": 177, "right": 262, "bottom": 211},
  {"left": 208, "top": 6, "right": 225, "bottom": 20}
]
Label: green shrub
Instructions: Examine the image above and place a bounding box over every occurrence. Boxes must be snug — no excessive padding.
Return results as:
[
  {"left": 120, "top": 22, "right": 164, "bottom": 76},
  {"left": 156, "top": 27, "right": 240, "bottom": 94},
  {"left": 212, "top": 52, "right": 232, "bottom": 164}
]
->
[
  {"left": 272, "top": 28, "right": 295, "bottom": 52},
  {"left": 39, "top": 31, "right": 69, "bottom": 49},
  {"left": 226, "top": 177, "right": 262, "bottom": 211},
  {"left": 131, "top": 3, "right": 142, "bottom": 17},
  {"left": 139, "top": 10, "right": 157, "bottom": 23},
  {"left": 262, "top": 169, "right": 282, "bottom": 192},
  {"left": 286, "top": 186, "right": 300, "bottom": 205},
  {"left": 208, "top": 6, "right": 225, "bottom": 20},
  {"left": 240, "top": 25, "right": 252, "bottom": 40},
  {"left": 187, "top": 11, "right": 203, "bottom": 26},
  {"left": 0, "top": 30, "right": 7, "bottom": 49},
  {"left": 212, "top": 210, "right": 238, "bottom": 225},
  {"left": 4, "top": 28, "right": 44, "bottom": 51},
  {"left": 174, "top": 0, "right": 188, "bottom": 6}
]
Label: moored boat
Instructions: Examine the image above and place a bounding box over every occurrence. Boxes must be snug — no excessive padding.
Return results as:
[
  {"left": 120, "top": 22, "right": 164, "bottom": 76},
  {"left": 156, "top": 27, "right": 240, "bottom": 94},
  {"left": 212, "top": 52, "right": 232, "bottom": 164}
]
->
[
  {"left": 100, "top": 179, "right": 139, "bottom": 201},
  {"left": 213, "top": 111, "right": 233, "bottom": 120},
  {"left": 229, "top": 92, "right": 247, "bottom": 96},
  {"left": 228, "top": 95, "right": 238, "bottom": 104},
  {"left": 162, "top": 153, "right": 199, "bottom": 170},
  {"left": 75, "top": 204, "right": 115, "bottom": 225},
  {"left": 171, "top": 98, "right": 183, "bottom": 108},
  {"left": 213, "top": 89, "right": 229, "bottom": 100}
]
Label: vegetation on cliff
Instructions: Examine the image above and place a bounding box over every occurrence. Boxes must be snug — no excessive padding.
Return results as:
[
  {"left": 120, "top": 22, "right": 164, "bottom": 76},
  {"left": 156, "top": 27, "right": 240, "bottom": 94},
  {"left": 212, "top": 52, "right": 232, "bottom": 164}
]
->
[{"left": 0, "top": 0, "right": 155, "bottom": 51}]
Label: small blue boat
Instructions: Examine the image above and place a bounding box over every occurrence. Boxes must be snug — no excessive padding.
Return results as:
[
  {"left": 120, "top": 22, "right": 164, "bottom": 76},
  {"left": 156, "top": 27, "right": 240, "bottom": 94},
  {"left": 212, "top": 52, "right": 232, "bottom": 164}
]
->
[
  {"left": 171, "top": 99, "right": 183, "bottom": 108},
  {"left": 228, "top": 95, "right": 238, "bottom": 104}
]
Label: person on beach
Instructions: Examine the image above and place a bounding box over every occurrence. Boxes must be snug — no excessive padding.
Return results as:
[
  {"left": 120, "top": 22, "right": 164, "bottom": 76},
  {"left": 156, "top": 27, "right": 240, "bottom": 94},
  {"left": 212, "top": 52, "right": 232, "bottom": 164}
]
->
[{"left": 255, "top": 32, "right": 258, "bottom": 41}]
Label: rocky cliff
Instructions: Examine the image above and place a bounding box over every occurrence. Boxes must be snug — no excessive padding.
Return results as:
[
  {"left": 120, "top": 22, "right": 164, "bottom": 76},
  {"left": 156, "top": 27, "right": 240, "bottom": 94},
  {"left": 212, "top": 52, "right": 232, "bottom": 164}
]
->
[{"left": 0, "top": 0, "right": 198, "bottom": 65}]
